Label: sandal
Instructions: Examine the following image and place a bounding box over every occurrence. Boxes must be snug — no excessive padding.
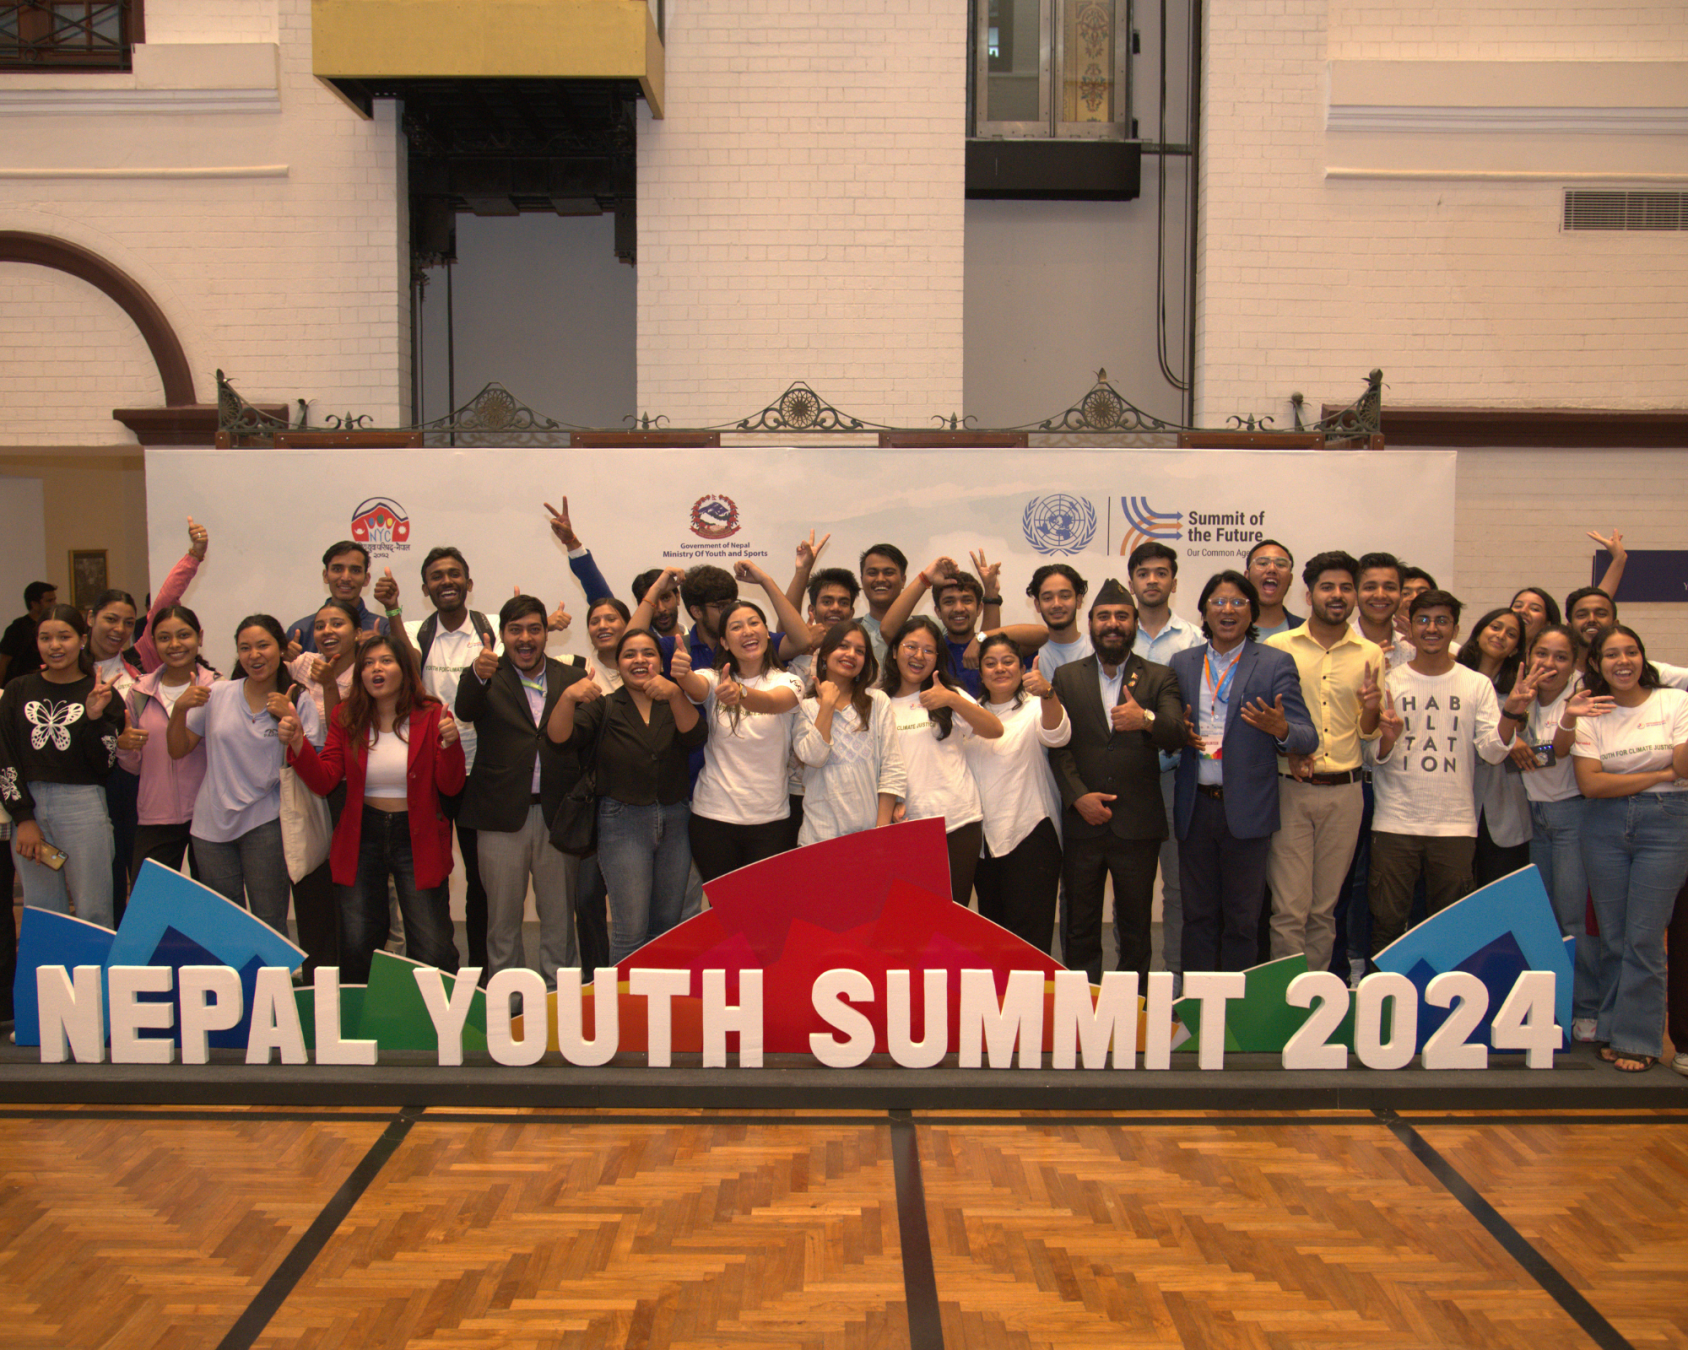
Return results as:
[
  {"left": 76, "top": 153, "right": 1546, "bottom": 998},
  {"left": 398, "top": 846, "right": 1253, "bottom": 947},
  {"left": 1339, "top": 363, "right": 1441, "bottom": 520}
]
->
[{"left": 1611, "top": 1052, "right": 1656, "bottom": 1073}]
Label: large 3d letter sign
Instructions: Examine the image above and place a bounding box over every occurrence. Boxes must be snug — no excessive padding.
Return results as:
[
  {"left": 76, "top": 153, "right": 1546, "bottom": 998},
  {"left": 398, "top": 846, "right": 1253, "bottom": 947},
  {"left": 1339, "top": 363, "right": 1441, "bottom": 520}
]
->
[{"left": 21, "top": 828, "right": 1570, "bottom": 1072}]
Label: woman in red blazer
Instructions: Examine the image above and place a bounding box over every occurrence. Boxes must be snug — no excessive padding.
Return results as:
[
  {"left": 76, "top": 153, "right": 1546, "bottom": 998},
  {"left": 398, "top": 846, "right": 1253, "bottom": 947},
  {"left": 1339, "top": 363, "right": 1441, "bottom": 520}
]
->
[{"left": 281, "top": 634, "right": 466, "bottom": 982}]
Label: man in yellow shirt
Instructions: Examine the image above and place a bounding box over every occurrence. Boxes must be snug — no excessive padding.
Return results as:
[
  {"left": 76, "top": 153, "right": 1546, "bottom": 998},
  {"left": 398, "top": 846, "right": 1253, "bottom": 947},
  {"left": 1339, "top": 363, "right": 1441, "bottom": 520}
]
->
[{"left": 1264, "top": 551, "right": 1385, "bottom": 974}]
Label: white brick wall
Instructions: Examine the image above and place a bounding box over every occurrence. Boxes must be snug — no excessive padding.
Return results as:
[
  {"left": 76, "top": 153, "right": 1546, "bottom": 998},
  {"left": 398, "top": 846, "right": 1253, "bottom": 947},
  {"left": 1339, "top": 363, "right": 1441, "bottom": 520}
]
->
[
  {"left": 636, "top": 0, "right": 967, "bottom": 426},
  {"left": 0, "top": 0, "right": 409, "bottom": 445},
  {"left": 0, "top": 264, "right": 161, "bottom": 446},
  {"left": 1454, "top": 445, "right": 1687, "bottom": 666},
  {"left": 1198, "top": 0, "right": 1688, "bottom": 425}
]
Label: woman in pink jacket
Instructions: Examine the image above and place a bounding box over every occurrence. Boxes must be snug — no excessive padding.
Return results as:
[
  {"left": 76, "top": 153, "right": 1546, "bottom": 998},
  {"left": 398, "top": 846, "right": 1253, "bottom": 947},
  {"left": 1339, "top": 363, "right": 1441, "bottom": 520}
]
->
[{"left": 114, "top": 605, "right": 220, "bottom": 881}]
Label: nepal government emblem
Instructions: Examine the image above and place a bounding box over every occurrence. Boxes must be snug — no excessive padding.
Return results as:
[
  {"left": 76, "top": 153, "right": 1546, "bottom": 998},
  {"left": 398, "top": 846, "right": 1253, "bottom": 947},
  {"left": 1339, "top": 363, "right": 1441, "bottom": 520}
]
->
[
  {"left": 690, "top": 494, "right": 741, "bottom": 540},
  {"left": 1021, "top": 494, "right": 1097, "bottom": 556}
]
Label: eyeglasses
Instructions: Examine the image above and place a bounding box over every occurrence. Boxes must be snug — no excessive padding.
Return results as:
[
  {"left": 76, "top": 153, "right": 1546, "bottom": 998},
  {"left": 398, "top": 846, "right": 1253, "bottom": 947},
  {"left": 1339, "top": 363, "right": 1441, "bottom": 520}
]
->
[
  {"left": 899, "top": 642, "right": 937, "bottom": 657},
  {"left": 1412, "top": 614, "right": 1456, "bottom": 629},
  {"left": 1208, "top": 597, "right": 1251, "bottom": 610},
  {"left": 1251, "top": 556, "right": 1291, "bottom": 570}
]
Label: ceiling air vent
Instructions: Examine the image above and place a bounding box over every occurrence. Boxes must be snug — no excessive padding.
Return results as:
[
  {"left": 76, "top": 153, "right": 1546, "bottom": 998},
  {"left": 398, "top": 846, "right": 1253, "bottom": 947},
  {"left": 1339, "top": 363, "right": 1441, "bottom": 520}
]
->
[{"left": 1563, "top": 190, "right": 1687, "bottom": 231}]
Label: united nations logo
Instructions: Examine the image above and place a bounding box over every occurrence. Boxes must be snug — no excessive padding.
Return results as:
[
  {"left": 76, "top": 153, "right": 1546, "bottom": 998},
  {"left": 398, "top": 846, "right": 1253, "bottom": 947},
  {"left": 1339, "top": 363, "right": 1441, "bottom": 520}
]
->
[
  {"left": 690, "top": 493, "right": 741, "bottom": 540},
  {"left": 1022, "top": 494, "right": 1097, "bottom": 556}
]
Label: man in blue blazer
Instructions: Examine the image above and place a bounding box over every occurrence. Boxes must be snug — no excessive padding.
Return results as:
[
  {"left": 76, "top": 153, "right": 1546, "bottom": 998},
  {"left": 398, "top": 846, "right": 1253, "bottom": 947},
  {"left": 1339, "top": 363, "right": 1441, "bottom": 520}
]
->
[{"left": 1170, "top": 571, "right": 1318, "bottom": 973}]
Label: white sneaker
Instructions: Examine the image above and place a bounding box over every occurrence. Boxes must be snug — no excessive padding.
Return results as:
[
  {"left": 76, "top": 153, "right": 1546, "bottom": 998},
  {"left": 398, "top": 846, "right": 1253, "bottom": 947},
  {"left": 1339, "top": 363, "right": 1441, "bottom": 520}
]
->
[
  {"left": 1572, "top": 1018, "right": 1598, "bottom": 1043},
  {"left": 1672, "top": 1052, "right": 1688, "bottom": 1079}
]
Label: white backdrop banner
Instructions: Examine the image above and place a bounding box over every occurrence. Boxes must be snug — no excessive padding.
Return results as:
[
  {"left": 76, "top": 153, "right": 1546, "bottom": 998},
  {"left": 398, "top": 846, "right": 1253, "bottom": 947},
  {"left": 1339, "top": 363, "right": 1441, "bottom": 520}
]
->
[{"left": 144, "top": 447, "right": 1456, "bottom": 663}]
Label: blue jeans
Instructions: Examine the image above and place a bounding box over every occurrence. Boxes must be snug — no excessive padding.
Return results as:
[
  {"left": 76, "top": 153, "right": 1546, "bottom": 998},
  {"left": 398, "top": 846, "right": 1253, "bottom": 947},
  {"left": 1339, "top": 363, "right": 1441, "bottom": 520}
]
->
[
  {"left": 597, "top": 798, "right": 693, "bottom": 965},
  {"left": 193, "top": 818, "right": 291, "bottom": 935},
  {"left": 338, "top": 806, "right": 458, "bottom": 985},
  {"left": 1529, "top": 796, "right": 1599, "bottom": 1022},
  {"left": 1581, "top": 793, "right": 1688, "bottom": 1058},
  {"left": 12, "top": 781, "right": 115, "bottom": 929}
]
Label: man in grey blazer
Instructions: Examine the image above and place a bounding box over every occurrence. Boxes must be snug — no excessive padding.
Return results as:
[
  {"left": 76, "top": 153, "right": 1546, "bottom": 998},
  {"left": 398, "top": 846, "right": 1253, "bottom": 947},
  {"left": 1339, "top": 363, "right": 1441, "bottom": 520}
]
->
[
  {"left": 1050, "top": 579, "right": 1189, "bottom": 983},
  {"left": 1171, "top": 571, "right": 1318, "bottom": 973}
]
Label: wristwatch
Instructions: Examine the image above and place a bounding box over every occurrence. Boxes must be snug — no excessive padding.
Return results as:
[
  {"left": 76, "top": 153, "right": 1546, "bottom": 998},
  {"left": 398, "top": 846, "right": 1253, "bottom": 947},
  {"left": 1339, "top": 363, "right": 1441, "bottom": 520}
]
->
[{"left": 1141, "top": 708, "right": 1157, "bottom": 729}]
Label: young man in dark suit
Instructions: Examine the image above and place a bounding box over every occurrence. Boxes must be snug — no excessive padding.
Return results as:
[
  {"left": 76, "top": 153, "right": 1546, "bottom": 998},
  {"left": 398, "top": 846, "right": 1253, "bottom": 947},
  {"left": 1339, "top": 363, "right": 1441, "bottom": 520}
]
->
[
  {"left": 1049, "top": 579, "right": 1188, "bottom": 983},
  {"left": 455, "top": 594, "right": 591, "bottom": 987},
  {"left": 1170, "top": 571, "right": 1318, "bottom": 973}
]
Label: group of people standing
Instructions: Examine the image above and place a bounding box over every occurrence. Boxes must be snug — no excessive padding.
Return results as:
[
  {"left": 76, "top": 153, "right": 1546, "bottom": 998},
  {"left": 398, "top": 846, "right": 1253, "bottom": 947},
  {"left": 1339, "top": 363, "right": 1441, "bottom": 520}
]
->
[{"left": 2, "top": 509, "right": 1684, "bottom": 1076}]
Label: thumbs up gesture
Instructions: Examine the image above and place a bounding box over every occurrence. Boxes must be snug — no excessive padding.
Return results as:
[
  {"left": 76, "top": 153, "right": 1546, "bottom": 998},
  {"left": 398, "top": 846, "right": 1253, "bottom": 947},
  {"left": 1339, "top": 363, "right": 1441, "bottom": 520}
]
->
[
  {"left": 437, "top": 710, "right": 460, "bottom": 749},
  {"left": 187, "top": 516, "right": 209, "bottom": 561},
  {"left": 473, "top": 631, "right": 499, "bottom": 681},
  {"left": 374, "top": 566, "right": 399, "bottom": 611},
  {"left": 1110, "top": 683, "right": 1146, "bottom": 732},
  {"left": 716, "top": 670, "right": 744, "bottom": 708}
]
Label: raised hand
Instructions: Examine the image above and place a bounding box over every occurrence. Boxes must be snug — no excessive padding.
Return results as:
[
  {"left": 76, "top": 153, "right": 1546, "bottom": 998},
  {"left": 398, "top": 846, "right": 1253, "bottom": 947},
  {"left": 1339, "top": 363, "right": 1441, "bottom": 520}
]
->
[
  {"left": 795, "top": 529, "right": 830, "bottom": 569},
  {"left": 716, "top": 671, "right": 744, "bottom": 708},
  {"left": 1378, "top": 689, "right": 1403, "bottom": 740},
  {"left": 1021, "top": 665, "right": 1053, "bottom": 700},
  {"left": 547, "top": 600, "right": 571, "bottom": 634},
  {"left": 670, "top": 642, "right": 693, "bottom": 679},
  {"left": 187, "top": 516, "right": 209, "bottom": 561},
  {"left": 544, "top": 497, "right": 581, "bottom": 551},
  {"left": 309, "top": 656, "right": 333, "bottom": 685},
  {"left": 1075, "top": 791, "right": 1116, "bottom": 826},
  {"left": 176, "top": 683, "right": 210, "bottom": 713},
  {"left": 276, "top": 713, "right": 304, "bottom": 750},
  {"left": 85, "top": 672, "right": 116, "bottom": 720},
  {"left": 731, "top": 559, "right": 764, "bottom": 585},
  {"left": 1110, "top": 685, "right": 1147, "bottom": 733},
  {"left": 437, "top": 710, "right": 460, "bottom": 749},
  {"left": 1359, "top": 661, "right": 1380, "bottom": 717},
  {"left": 373, "top": 566, "right": 399, "bottom": 610},
  {"left": 472, "top": 631, "right": 499, "bottom": 681},
  {"left": 265, "top": 690, "right": 293, "bottom": 721},
  {"left": 654, "top": 565, "right": 684, "bottom": 598},
  {"left": 117, "top": 724, "right": 149, "bottom": 753},
  {"left": 1240, "top": 694, "right": 1290, "bottom": 739},
  {"left": 922, "top": 556, "right": 959, "bottom": 587},
  {"left": 285, "top": 628, "right": 304, "bottom": 663},
  {"left": 1565, "top": 690, "right": 1615, "bottom": 720},
  {"left": 815, "top": 679, "right": 848, "bottom": 712},
  {"left": 567, "top": 676, "right": 604, "bottom": 705},
  {"left": 918, "top": 683, "right": 957, "bottom": 713},
  {"left": 642, "top": 674, "right": 678, "bottom": 702},
  {"left": 969, "top": 548, "right": 1001, "bottom": 597},
  {"left": 1586, "top": 527, "right": 1625, "bottom": 561}
]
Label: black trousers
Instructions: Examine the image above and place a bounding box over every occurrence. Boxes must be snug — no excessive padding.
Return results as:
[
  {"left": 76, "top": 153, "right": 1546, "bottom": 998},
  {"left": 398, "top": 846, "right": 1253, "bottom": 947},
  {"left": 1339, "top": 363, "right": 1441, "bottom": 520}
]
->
[
  {"left": 1061, "top": 828, "right": 1161, "bottom": 984},
  {"left": 441, "top": 788, "right": 489, "bottom": 968},
  {"left": 1179, "top": 792, "right": 1272, "bottom": 973},
  {"left": 946, "top": 820, "right": 983, "bottom": 908},
  {"left": 574, "top": 852, "right": 610, "bottom": 977},
  {"left": 131, "top": 821, "right": 196, "bottom": 882},
  {"left": 975, "top": 817, "right": 1061, "bottom": 953},
  {"left": 105, "top": 765, "right": 139, "bottom": 925},
  {"left": 689, "top": 814, "right": 790, "bottom": 884},
  {"left": 1473, "top": 811, "right": 1531, "bottom": 890},
  {"left": 289, "top": 782, "right": 345, "bottom": 978},
  {"left": 0, "top": 843, "right": 14, "bottom": 1021}
]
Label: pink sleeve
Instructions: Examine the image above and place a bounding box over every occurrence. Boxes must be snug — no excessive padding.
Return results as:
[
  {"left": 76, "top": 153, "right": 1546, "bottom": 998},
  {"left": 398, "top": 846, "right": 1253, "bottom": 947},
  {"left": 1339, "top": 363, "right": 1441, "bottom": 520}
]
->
[{"left": 134, "top": 552, "right": 202, "bottom": 673}]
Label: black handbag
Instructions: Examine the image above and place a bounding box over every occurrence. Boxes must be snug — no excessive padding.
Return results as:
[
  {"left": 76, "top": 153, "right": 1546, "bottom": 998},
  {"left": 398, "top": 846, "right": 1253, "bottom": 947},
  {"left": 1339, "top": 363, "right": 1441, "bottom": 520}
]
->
[{"left": 549, "top": 697, "right": 607, "bottom": 857}]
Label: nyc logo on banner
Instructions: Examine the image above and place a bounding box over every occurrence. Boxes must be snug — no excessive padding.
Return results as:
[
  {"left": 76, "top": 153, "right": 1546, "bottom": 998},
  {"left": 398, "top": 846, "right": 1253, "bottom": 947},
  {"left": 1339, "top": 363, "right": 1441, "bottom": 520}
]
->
[{"left": 350, "top": 497, "right": 411, "bottom": 559}]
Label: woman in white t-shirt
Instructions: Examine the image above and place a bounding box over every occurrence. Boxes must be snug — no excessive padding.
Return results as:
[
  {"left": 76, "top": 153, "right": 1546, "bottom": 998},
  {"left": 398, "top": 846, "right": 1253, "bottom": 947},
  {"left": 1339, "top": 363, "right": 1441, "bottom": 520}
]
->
[
  {"left": 878, "top": 616, "right": 1003, "bottom": 906},
  {"left": 793, "top": 621, "right": 905, "bottom": 847},
  {"left": 674, "top": 600, "right": 804, "bottom": 882},
  {"left": 965, "top": 635, "right": 1070, "bottom": 951},
  {"left": 1572, "top": 624, "right": 1688, "bottom": 1072},
  {"left": 1517, "top": 625, "right": 1612, "bottom": 1041}
]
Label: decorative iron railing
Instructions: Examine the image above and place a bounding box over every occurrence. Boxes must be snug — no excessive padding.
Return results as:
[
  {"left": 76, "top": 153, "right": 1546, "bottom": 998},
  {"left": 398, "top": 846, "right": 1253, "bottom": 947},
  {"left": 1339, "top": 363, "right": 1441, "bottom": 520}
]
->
[{"left": 215, "top": 368, "right": 1385, "bottom": 448}]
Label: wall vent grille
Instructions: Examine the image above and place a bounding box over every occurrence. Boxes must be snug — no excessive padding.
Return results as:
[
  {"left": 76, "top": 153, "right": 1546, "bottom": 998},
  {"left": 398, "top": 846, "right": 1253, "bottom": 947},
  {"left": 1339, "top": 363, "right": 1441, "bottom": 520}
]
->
[{"left": 1563, "top": 190, "right": 1687, "bottom": 231}]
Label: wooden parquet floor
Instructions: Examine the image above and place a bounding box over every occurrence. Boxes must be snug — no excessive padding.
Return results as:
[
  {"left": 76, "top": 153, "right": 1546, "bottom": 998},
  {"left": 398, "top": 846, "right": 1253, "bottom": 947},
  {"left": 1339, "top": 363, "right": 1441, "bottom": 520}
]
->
[{"left": 0, "top": 1106, "right": 1682, "bottom": 1349}]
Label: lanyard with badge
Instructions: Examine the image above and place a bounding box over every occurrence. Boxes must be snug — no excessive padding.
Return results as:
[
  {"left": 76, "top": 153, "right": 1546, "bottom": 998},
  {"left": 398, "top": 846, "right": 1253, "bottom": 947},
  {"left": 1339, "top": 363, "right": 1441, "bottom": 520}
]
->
[{"left": 1199, "top": 647, "right": 1239, "bottom": 760}]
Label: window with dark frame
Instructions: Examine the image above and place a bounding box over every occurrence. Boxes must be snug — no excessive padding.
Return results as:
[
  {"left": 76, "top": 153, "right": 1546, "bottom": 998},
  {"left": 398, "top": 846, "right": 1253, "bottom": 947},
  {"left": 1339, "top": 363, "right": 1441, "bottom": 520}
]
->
[{"left": 0, "top": 1, "right": 141, "bottom": 71}]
